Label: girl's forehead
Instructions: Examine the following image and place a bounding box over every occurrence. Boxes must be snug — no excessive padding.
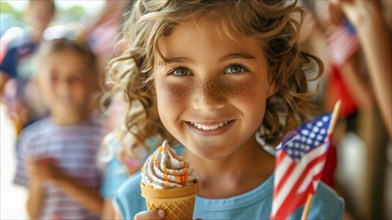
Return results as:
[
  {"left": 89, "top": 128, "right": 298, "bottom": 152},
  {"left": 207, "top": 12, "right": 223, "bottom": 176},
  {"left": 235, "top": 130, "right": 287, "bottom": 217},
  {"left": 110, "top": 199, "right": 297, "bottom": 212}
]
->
[
  {"left": 40, "top": 51, "right": 91, "bottom": 71},
  {"left": 179, "top": 14, "right": 247, "bottom": 40},
  {"left": 157, "top": 15, "right": 261, "bottom": 59},
  {"left": 43, "top": 50, "right": 87, "bottom": 63}
]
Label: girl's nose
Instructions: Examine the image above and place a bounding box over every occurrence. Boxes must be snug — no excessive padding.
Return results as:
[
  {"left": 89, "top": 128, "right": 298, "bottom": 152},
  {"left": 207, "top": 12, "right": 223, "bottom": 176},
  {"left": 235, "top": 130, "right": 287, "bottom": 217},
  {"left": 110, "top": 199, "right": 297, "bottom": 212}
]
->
[
  {"left": 191, "top": 79, "right": 226, "bottom": 112},
  {"left": 56, "top": 79, "right": 72, "bottom": 96}
]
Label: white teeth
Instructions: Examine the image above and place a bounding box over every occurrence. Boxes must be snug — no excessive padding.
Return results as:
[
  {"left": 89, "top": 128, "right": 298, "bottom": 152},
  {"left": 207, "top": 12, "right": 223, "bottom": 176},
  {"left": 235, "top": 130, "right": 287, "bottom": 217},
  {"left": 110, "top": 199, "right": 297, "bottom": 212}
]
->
[
  {"left": 189, "top": 120, "right": 231, "bottom": 131},
  {"left": 202, "top": 125, "right": 210, "bottom": 131}
]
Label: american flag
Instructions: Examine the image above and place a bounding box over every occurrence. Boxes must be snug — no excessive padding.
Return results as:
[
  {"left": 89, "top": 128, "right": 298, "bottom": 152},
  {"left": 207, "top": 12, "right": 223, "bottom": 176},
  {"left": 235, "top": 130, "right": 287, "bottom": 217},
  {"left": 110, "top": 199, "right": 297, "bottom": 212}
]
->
[
  {"left": 270, "top": 114, "right": 332, "bottom": 219},
  {"left": 327, "top": 19, "right": 360, "bottom": 66}
]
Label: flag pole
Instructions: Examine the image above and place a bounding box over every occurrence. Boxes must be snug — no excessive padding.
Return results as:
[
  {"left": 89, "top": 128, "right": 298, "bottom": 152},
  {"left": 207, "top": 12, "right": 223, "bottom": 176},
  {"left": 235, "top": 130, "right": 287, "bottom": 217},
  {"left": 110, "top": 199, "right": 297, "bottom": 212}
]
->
[
  {"left": 327, "top": 100, "right": 342, "bottom": 136},
  {"left": 300, "top": 100, "right": 341, "bottom": 220}
]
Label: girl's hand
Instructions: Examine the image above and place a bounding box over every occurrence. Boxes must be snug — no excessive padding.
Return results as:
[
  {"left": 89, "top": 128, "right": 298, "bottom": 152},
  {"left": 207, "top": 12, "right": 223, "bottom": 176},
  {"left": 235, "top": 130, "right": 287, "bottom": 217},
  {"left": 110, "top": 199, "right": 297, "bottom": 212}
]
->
[
  {"left": 329, "top": 0, "right": 382, "bottom": 26},
  {"left": 134, "top": 210, "right": 165, "bottom": 220},
  {"left": 25, "top": 158, "right": 61, "bottom": 183}
]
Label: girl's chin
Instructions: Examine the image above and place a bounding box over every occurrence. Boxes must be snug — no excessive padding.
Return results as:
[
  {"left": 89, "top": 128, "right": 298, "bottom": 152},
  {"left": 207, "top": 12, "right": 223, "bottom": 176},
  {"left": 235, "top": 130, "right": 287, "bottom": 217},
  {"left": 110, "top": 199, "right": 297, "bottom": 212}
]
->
[
  {"left": 186, "top": 143, "right": 235, "bottom": 161},
  {"left": 51, "top": 107, "right": 86, "bottom": 116}
]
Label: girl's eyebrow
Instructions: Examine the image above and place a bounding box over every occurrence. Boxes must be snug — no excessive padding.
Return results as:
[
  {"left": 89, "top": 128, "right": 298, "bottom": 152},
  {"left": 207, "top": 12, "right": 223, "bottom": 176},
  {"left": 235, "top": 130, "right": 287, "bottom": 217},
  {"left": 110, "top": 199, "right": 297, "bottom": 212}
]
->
[
  {"left": 164, "top": 56, "right": 192, "bottom": 64},
  {"left": 219, "top": 53, "right": 256, "bottom": 61},
  {"left": 163, "top": 53, "right": 256, "bottom": 64}
]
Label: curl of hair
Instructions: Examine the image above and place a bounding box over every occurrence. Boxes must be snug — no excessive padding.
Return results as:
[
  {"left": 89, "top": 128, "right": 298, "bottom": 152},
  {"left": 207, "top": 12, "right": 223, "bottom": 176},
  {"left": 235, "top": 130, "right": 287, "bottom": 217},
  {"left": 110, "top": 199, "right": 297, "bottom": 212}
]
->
[{"left": 106, "top": 0, "right": 323, "bottom": 149}]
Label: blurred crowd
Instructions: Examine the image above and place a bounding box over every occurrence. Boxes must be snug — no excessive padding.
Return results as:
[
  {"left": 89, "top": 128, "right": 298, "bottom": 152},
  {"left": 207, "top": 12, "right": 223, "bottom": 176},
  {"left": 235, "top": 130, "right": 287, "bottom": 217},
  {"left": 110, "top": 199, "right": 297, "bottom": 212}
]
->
[{"left": 0, "top": 0, "right": 390, "bottom": 219}]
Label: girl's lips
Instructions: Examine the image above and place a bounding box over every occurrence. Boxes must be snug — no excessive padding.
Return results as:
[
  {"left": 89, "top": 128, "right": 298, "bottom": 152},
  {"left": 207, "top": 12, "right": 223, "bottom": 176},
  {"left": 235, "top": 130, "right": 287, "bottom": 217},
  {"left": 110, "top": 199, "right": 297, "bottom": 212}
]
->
[{"left": 185, "top": 120, "right": 236, "bottom": 136}]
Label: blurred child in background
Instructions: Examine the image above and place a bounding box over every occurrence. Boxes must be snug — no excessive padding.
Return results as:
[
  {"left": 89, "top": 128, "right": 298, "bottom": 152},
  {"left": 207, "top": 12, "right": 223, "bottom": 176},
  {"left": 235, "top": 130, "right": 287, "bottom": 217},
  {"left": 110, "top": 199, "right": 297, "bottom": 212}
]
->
[
  {"left": 329, "top": 0, "right": 391, "bottom": 136},
  {"left": 99, "top": 92, "right": 148, "bottom": 219},
  {"left": 13, "top": 37, "right": 103, "bottom": 219},
  {"left": 328, "top": 1, "right": 391, "bottom": 219},
  {"left": 0, "top": 0, "right": 55, "bottom": 134},
  {"left": 86, "top": 0, "right": 130, "bottom": 70}
]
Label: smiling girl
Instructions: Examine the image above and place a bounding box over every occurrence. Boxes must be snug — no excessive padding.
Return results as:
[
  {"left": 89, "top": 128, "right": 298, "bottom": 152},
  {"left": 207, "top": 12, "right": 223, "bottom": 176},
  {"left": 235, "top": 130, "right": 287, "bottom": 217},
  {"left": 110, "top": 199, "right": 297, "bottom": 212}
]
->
[{"left": 107, "top": 0, "right": 344, "bottom": 219}]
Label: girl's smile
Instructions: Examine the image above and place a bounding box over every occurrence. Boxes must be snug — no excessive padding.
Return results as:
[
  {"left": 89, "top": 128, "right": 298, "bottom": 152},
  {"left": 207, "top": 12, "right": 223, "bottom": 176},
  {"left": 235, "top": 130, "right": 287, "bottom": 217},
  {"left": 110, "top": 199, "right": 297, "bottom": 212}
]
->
[{"left": 186, "top": 119, "right": 236, "bottom": 136}]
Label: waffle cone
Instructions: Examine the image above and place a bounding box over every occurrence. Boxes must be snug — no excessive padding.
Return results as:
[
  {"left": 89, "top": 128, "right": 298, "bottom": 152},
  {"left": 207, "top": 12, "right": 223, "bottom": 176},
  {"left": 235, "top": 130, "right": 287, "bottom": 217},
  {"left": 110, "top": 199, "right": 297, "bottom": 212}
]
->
[{"left": 140, "top": 179, "right": 199, "bottom": 220}]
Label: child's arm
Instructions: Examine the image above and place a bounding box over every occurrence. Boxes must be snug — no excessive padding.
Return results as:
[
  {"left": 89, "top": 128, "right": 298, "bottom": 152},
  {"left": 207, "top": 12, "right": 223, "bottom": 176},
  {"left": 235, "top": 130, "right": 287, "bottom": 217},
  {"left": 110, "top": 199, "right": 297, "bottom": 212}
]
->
[
  {"left": 26, "top": 180, "right": 45, "bottom": 219},
  {"left": 31, "top": 158, "right": 104, "bottom": 215},
  {"left": 338, "top": 55, "right": 374, "bottom": 111},
  {"left": 25, "top": 159, "right": 47, "bottom": 218},
  {"left": 101, "top": 199, "right": 116, "bottom": 220},
  {"left": 50, "top": 168, "right": 104, "bottom": 215}
]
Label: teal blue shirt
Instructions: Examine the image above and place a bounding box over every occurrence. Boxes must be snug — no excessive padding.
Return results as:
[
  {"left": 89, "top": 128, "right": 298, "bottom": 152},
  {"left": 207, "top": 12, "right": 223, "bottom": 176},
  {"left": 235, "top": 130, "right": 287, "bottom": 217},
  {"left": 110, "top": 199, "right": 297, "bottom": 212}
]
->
[
  {"left": 113, "top": 173, "right": 344, "bottom": 219},
  {"left": 100, "top": 142, "right": 128, "bottom": 199}
]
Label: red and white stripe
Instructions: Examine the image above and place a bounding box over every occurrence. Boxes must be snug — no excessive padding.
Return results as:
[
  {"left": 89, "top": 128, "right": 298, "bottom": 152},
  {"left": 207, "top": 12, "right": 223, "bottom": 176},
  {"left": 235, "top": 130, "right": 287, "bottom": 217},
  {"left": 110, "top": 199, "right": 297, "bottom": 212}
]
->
[{"left": 270, "top": 142, "right": 330, "bottom": 219}]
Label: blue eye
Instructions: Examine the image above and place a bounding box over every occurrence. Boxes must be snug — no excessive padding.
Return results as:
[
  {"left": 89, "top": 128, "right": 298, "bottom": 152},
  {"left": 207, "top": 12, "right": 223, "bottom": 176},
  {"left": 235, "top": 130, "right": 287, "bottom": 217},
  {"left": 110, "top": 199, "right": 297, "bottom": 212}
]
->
[
  {"left": 170, "top": 67, "right": 191, "bottom": 76},
  {"left": 225, "top": 64, "right": 248, "bottom": 74}
]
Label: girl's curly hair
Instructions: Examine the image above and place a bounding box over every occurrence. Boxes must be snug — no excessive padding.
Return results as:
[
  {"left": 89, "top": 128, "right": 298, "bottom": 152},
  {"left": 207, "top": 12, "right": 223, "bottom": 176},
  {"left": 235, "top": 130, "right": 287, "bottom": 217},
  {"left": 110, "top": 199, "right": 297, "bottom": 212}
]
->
[{"left": 106, "top": 0, "right": 323, "bottom": 149}]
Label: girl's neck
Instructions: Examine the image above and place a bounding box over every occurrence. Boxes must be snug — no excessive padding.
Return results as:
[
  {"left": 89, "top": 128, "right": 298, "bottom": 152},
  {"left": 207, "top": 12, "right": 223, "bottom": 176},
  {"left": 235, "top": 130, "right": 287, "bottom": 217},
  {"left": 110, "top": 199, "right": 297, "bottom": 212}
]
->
[
  {"left": 184, "top": 135, "right": 275, "bottom": 199},
  {"left": 50, "top": 111, "right": 89, "bottom": 126}
]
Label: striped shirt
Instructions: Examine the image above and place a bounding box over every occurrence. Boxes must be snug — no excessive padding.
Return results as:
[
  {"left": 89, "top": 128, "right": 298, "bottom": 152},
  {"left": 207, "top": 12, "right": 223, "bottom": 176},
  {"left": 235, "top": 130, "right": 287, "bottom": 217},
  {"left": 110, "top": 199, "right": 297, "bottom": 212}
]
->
[{"left": 14, "top": 117, "right": 103, "bottom": 220}]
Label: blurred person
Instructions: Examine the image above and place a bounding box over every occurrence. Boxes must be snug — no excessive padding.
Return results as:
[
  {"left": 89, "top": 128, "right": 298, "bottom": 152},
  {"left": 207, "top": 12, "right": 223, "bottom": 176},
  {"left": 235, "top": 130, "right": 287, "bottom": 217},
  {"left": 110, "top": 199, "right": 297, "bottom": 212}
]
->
[
  {"left": 0, "top": 0, "right": 55, "bottom": 134},
  {"left": 302, "top": 0, "right": 391, "bottom": 218},
  {"left": 299, "top": 0, "right": 367, "bottom": 191},
  {"left": 302, "top": 0, "right": 374, "bottom": 119},
  {"left": 89, "top": 3, "right": 138, "bottom": 217},
  {"left": 86, "top": 0, "right": 131, "bottom": 76},
  {"left": 86, "top": 0, "right": 130, "bottom": 54},
  {"left": 99, "top": 93, "right": 147, "bottom": 219},
  {"left": 299, "top": 2, "right": 373, "bottom": 219},
  {"left": 328, "top": 1, "right": 392, "bottom": 219},
  {"left": 329, "top": 0, "right": 392, "bottom": 137},
  {"left": 301, "top": 0, "right": 388, "bottom": 174},
  {"left": 85, "top": 1, "right": 134, "bottom": 140},
  {"left": 13, "top": 38, "right": 104, "bottom": 219}
]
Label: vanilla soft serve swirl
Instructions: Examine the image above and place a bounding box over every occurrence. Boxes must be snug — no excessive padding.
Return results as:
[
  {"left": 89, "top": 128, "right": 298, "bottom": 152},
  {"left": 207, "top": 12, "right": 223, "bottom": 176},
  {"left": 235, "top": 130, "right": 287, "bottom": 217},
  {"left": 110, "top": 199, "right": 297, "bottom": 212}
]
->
[{"left": 141, "top": 141, "right": 196, "bottom": 189}]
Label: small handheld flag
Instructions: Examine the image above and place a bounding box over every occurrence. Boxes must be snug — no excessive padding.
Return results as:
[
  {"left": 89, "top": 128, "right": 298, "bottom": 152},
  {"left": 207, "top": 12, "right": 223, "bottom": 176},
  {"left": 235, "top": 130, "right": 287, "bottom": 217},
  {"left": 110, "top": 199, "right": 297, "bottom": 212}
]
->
[
  {"left": 327, "top": 19, "right": 360, "bottom": 66},
  {"left": 271, "top": 101, "right": 341, "bottom": 219}
]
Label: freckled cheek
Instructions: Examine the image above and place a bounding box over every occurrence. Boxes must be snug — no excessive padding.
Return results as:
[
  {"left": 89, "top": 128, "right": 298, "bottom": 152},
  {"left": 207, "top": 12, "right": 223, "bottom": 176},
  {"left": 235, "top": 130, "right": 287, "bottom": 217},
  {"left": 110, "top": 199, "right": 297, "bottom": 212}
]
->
[
  {"left": 155, "top": 82, "right": 190, "bottom": 130},
  {"left": 157, "top": 83, "right": 190, "bottom": 104},
  {"left": 227, "top": 81, "right": 267, "bottom": 115},
  {"left": 224, "top": 80, "right": 258, "bottom": 101}
]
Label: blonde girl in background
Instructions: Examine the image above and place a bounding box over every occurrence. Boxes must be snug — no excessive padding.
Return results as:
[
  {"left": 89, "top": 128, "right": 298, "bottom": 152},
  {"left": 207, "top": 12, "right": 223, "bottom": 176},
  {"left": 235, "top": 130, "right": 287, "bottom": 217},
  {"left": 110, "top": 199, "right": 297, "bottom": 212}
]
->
[
  {"left": 13, "top": 37, "right": 103, "bottom": 219},
  {"left": 100, "top": 92, "right": 150, "bottom": 219}
]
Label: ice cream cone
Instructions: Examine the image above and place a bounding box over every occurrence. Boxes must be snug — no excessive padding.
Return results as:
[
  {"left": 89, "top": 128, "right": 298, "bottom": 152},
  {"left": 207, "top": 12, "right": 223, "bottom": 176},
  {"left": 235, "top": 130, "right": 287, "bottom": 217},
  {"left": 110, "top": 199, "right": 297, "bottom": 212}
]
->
[{"left": 140, "top": 179, "right": 199, "bottom": 220}]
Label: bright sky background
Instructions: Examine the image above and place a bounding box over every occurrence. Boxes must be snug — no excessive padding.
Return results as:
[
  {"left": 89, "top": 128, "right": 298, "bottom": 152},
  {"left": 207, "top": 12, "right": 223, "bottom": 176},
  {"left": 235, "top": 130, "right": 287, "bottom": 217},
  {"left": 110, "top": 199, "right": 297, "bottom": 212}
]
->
[{"left": 4, "top": 0, "right": 105, "bottom": 15}]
